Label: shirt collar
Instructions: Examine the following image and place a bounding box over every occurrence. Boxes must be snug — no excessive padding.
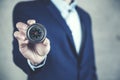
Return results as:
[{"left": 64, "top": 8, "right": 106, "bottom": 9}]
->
[{"left": 51, "top": 0, "right": 77, "bottom": 19}]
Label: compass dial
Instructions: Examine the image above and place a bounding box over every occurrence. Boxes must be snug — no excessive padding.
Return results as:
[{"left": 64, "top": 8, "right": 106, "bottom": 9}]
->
[{"left": 26, "top": 23, "right": 47, "bottom": 43}]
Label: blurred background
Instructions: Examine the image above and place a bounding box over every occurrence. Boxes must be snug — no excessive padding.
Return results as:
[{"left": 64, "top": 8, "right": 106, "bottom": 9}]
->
[{"left": 0, "top": 0, "right": 120, "bottom": 80}]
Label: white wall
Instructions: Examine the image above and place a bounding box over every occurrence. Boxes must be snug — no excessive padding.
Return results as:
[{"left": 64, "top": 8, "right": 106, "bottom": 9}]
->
[
  {"left": 0, "top": 0, "right": 120, "bottom": 80},
  {"left": 0, "top": 1, "right": 27, "bottom": 80}
]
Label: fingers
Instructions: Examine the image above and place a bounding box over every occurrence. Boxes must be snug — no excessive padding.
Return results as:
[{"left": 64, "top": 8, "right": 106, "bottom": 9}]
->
[
  {"left": 14, "top": 31, "right": 26, "bottom": 41},
  {"left": 15, "top": 19, "right": 36, "bottom": 40},
  {"left": 14, "top": 31, "right": 29, "bottom": 48},
  {"left": 14, "top": 19, "right": 37, "bottom": 48},
  {"left": 16, "top": 22, "right": 28, "bottom": 32},
  {"left": 15, "top": 22, "right": 29, "bottom": 49},
  {"left": 42, "top": 38, "right": 50, "bottom": 46},
  {"left": 16, "top": 19, "right": 36, "bottom": 32},
  {"left": 27, "top": 19, "right": 36, "bottom": 25},
  {"left": 14, "top": 31, "right": 28, "bottom": 44},
  {"left": 43, "top": 38, "right": 51, "bottom": 55}
]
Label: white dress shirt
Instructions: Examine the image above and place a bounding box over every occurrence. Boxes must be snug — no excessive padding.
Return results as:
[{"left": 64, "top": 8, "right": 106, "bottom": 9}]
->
[
  {"left": 51, "top": 0, "right": 82, "bottom": 53},
  {"left": 28, "top": 0, "right": 82, "bottom": 71}
]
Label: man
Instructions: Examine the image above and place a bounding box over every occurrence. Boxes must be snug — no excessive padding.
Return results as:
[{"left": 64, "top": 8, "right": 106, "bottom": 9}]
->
[{"left": 13, "top": 0, "right": 97, "bottom": 80}]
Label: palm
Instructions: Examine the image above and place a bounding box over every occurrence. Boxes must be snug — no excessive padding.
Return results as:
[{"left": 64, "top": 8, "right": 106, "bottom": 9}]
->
[{"left": 19, "top": 39, "right": 50, "bottom": 64}]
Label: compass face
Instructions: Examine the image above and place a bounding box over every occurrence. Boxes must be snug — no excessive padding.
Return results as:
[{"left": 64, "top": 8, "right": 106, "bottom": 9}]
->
[{"left": 26, "top": 23, "right": 47, "bottom": 43}]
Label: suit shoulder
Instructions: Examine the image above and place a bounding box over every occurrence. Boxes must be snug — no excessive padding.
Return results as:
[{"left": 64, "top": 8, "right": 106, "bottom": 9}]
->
[
  {"left": 13, "top": 1, "right": 48, "bottom": 11},
  {"left": 14, "top": 1, "right": 37, "bottom": 10},
  {"left": 76, "top": 6, "right": 92, "bottom": 28},
  {"left": 76, "top": 6, "right": 91, "bottom": 20}
]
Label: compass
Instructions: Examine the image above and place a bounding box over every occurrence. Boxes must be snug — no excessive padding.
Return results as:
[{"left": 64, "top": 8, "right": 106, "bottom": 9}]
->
[{"left": 26, "top": 23, "right": 47, "bottom": 43}]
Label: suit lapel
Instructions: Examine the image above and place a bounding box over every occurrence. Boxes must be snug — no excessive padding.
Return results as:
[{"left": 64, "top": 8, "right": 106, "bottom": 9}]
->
[
  {"left": 47, "top": 1, "right": 77, "bottom": 55},
  {"left": 76, "top": 6, "right": 87, "bottom": 61},
  {"left": 47, "top": 2, "right": 71, "bottom": 36},
  {"left": 47, "top": 2, "right": 87, "bottom": 59}
]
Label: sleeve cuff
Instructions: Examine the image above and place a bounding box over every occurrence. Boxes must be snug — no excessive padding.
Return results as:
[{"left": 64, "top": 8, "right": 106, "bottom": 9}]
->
[{"left": 27, "top": 55, "right": 47, "bottom": 71}]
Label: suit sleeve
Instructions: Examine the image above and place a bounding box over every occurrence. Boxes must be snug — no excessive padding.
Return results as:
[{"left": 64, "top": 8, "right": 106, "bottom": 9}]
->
[
  {"left": 78, "top": 7, "right": 98, "bottom": 79},
  {"left": 87, "top": 13, "right": 98, "bottom": 80},
  {"left": 12, "top": 2, "right": 34, "bottom": 74}
]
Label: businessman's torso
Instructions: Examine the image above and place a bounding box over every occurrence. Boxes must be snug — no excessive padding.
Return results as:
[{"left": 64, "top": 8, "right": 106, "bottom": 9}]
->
[{"left": 13, "top": 1, "right": 97, "bottom": 80}]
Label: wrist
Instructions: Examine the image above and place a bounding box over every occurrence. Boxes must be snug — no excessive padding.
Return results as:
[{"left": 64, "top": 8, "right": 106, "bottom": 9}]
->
[
  {"left": 27, "top": 56, "right": 47, "bottom": 71},
  {"left": 29, "top": 55, "right": 47, "bottom": 66}
]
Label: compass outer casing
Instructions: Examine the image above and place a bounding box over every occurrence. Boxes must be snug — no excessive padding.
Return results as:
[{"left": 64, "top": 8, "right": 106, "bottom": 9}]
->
[{"left": 26, "top": 23, "right": 47, "bottom": 43}]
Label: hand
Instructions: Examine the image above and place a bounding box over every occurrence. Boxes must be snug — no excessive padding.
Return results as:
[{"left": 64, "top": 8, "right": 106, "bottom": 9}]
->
[{"left": 14, "top": 19, "right": 50, "bottom": 65}]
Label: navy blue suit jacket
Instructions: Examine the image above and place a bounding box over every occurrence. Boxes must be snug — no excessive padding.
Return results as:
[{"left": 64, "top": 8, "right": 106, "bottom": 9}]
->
[{"left": 13, "top": 0, "right": 97, "bottom": 80}]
